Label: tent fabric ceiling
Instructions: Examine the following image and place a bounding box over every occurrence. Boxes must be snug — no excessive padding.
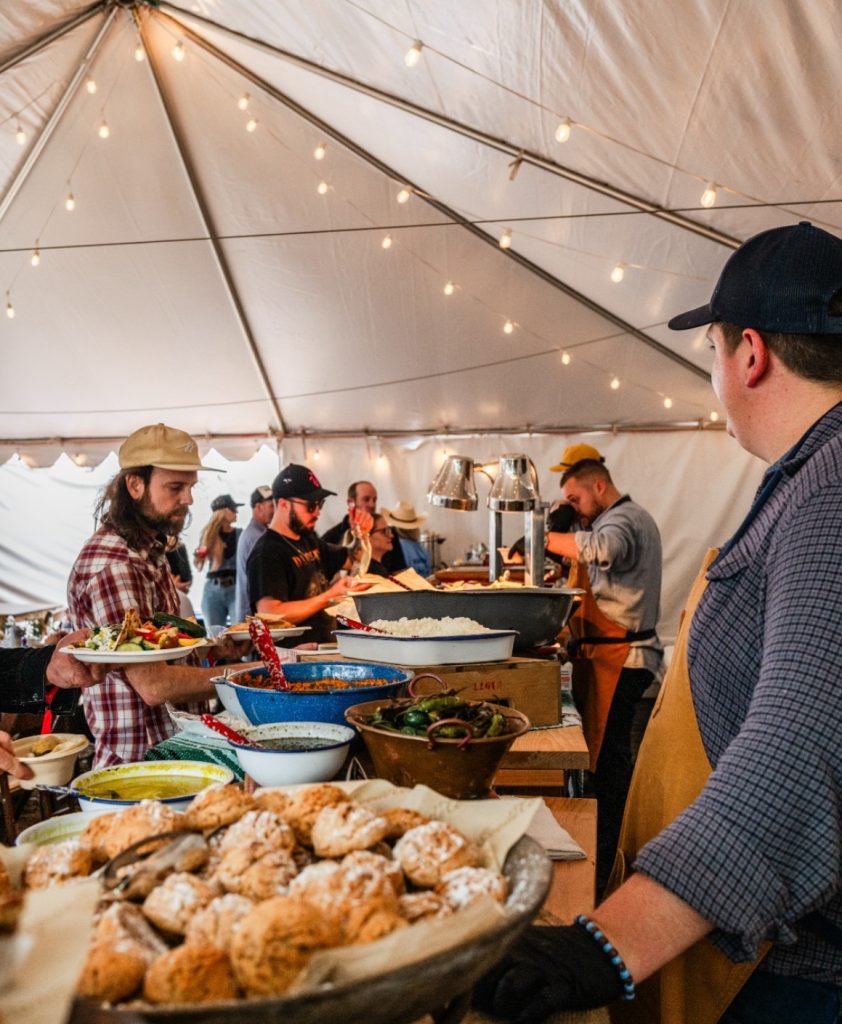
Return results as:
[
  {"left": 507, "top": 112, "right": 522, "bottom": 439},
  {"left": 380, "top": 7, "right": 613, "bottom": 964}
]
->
[{"left": 1, "top": 0, "right": 839, "bottom": 456}]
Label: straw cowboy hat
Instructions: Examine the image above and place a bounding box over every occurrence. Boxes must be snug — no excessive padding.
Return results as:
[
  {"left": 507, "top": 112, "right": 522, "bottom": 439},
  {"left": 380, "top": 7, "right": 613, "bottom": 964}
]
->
[{"left": 385, "top": 501, "right": 428, "bottom": 530}]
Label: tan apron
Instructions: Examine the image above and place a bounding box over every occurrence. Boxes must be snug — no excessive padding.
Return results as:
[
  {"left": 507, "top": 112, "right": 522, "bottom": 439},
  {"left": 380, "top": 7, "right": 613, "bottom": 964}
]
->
[
  {"left": 607, "top": 549, "right": 766, "bottom": 1024},
  {"left": 566, "top": 561, "right": 634, "bottom": 772}
]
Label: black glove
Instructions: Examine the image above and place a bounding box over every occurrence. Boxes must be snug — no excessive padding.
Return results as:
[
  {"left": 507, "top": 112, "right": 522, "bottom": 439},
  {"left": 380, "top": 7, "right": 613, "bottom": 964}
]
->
[{"left": 472, "top": 923, "right": 625, "bottom": 1023}]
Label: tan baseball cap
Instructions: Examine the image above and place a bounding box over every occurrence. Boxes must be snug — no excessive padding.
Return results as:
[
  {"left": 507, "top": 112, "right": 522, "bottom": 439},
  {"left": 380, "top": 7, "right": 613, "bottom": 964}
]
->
[
  {"left": 118, "top": 423, "right": 223, "bottom": 472},
  {"left": 550, "top": 443, "right": 605, "bottom": 473}
]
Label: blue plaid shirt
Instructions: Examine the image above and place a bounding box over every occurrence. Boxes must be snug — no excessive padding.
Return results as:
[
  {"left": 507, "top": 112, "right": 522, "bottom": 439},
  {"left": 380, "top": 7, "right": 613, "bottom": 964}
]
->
[{"left": 635, "top": 400, "right": 842, "bottom": 982}]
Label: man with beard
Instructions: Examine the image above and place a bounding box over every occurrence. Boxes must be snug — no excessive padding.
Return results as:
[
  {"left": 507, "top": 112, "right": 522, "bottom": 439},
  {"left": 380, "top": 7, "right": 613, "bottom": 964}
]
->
[
  {"left": 68, "top": 423, "right": 247, "bottom": 767},
  {"left": 322, "top": 480, "right": 408, "bottom": 574},
  {"left": 246, "top": 464, "right": 370, "bottom": 644}
]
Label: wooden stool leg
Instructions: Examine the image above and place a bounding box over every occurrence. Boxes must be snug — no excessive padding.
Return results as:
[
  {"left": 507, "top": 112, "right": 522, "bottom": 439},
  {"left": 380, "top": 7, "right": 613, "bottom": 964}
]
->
[{"left": 0, "top": 773, "right": 17, "bottom": 843}]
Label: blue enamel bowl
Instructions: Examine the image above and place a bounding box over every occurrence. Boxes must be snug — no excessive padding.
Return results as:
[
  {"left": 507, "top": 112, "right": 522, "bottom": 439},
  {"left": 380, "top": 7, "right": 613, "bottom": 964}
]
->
[{"left": 212, "top": 661, "right": 412, "bottom": 726}]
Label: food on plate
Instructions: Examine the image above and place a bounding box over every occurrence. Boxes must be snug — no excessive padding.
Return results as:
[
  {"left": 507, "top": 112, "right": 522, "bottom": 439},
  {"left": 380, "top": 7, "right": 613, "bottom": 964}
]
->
[
  {"left": 362, "top": 689, "right": 511, "bottom": 740},
  {"left": 285, "top": 783, "right": 350, "bottom": 845},
  {"left": 70, "top": 608, "right": 206, "bottom": 653},
  {"left": 381, "top": 807, "right": 430, "bottom": 839},
  {"left": 28, "top": 735, "right": 62, "bottom": 757},
  {"left": 398, "top": 890, "right": 453, "bottom": 922},
  {"left": 233, "top": 671, "right": 396, "bottom": 693},
  {"left": 343, "top": 901, "right": 408, "bottom": 944},
  {"left": 218, "top": 848, "right": 300, "bottom": 901},
  {"left": 78, "top": 943, "right": 148, "bottom": 1003},
  {"left": 226, "top": 612, "right": 296, "bottom": 634},
  {"left": 367, "top": 616, "right": 495, "bottom": 637},
  {"left": 144, "top": 942, "right": 240, "bottom": 1004},
  {"left": 393, "top": 821, "right": 483, "bottom": 888},
  {"left": 94, "top": 801, "right": 184, "bottom": 861}
]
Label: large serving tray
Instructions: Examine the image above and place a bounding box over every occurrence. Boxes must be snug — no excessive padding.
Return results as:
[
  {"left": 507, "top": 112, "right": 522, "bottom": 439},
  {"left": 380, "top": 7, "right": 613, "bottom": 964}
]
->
[{"left": 70, "top": 836, "right": 551, "bottom": 1024}]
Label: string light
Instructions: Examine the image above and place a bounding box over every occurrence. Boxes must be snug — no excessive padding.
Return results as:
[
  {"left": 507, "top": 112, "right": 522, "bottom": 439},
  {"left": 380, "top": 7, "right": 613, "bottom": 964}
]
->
[
  {"left": 98, "top": 119, "right": 110, "bottom": 139},
  {"left": 237, "top": 93, "right": 250, "bottom": 110},
  {"left": 18, "top": 453, "right": 36, "bottom": 468},
  {"left": 396, "top": 188, "right": 411, "bottom": 204},
  {"left": 313, "top": 142, "right": 327, "bottom": 160},
  {"left": 85, "top": 77, "right": 97, "bottom": 94},
  {"left": 30, "top": 247, "right": 40, "bottom": 267},
  {"left": 245, "top": 117, "right": 258, "bottom": 132},
  {"left": 610, "top": 262, "right": 625, "bottom": 283},
  {"left": 134, "top": 44, "right": 145, "bottom": 62},
  {"left": 610, "top": 376, "right": 621, "bottom": 390},
  {"left": 172, "top": 42, "right": 185, "bottom": 62},
  {"left": 443, "top": 280, "right": 456, "bottom": 296},
  {"left": 5, "top": 295, "right": 14, "bottom": 319},
  {"left": 381, "top": 235, "right": 393, "bottom": 250},
  {"left": 65, "top": 192, "right": 76, "bottom": 212},
  {"left": 503, "top": 319, "right": 515, "bottom": 334},
  {"left": 663, "top": 396, "right": 673, "bottom": 409},
  {"left": 73, "top": 453, "right": 89, "bottom": 467},
  {"left": 316, "top": 180, "right": 329, "bottom": 195},
  {"left": 700, "top": 182, "right": 718, "bottom": 208},
  {"left": 499, "top": 228, "right": 512, "bottom": 250},
  {"left": 313, "top": 448, "right": 320, "bottom": 462},
  {"left": 710, "top": 410, "right": 720, "bottom": 422},
  {"left": 404, "top": 40, "right": 423, "bottom": 67},
  {"left": 554, "top": 118, "right": 572, "bottom": 143},
  {"left": 561, "top": 351, "right": 571, "bottom": 365},
  {"left": 15, "top": 125, "right": 25, "bottom": 146}
]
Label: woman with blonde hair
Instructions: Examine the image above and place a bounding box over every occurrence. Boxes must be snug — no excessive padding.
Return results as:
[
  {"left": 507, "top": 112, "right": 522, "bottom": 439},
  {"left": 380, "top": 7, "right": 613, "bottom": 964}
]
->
[{"left": 195, "top": 494, "right": 242, "bottom": 628}]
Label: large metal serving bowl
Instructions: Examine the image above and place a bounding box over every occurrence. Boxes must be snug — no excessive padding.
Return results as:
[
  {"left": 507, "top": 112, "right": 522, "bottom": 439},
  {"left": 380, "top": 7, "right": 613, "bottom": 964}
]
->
[
  {"left": 353, "top": 587, "right": 583, "bottom": 650},
  {"left": 212, "top": 662, "right": 413, "bottom": 726},
  {"left": 71, "top": 835, "right": 552, "bottom": 1024}
]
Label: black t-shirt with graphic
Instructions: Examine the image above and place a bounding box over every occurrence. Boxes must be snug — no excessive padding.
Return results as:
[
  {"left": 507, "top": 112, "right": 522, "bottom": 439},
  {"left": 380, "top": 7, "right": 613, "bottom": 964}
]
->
[{"left": 246, "top": 529, "right": 348, "bottom": 643}]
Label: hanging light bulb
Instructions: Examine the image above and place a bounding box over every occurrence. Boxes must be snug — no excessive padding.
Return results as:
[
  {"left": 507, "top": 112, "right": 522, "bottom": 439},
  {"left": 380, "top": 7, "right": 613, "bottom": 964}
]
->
[
  {"left": 554, "top": 118, "right": 572, "bottom": 143},
  {"left": 238, "top": 93, "right": 250, "bottom": 110},
  {"left": 5, "top": 296, "right": 14, "bottom": 319},
  {"left": 610, "top": 376, "right": 620, "bottom": 390},
  {"left": 381, "top": 235, "right": 393, "bottom": 250},
  {"left": 316, "top": 180, "right": 329, "bottom": 195},
  {"left": 404, "top": 40, "right": 423, "bottom": 67},
  {"left": 396, "top": 188, "right": 411, "bottom": 204},
  {"left": 313, "top": 448, "right": 320, "bottom": 462},
  {"left": 65, "top": 192, "right": 76, "bottom": 212},
  {"left": 610, "top": 262, "right": 625, "bottom": 283},
  {"left": 98, "top": 119, "right": 110, "bottom": 139},
  {"left": 443, "top": 280, "right": 455, "bottom": 296},
  {"left": 30, "top": 247, "right": 40, "bottom": 267},
  {"left": 710, "top": 410, "right": 720, "bottom": 422},
  {"left": 663, "top": 396, "right": 673, "bottom": 409},
  {"left": 15, "top": 125, "right": 25, "bottom": 146},
  {"left": 503, "top": 319, "right": 515, "bottom": 334},
  {"left": 313, "top": 142, "right": 327, "bottom": 160},
  {"left": 172, "top": 42, "right": 185, "bottom": 62},
  {"left": 134, "top": 43, "right": 145, "bottom": 62},
  {"left": 561, "top": 351, "right": 571, "bottom": 365},
  {"left": 73, "top": 453, "right": 89, "bottom": 467},
  {"left": 85, "top": 77, "right": 97, "bottom": 94},
  {"left": 499, "top": 228, "right": 512, "bottom": 250},
  {"left": 700, "top": 182, "right": 718, "bottom": 208}
]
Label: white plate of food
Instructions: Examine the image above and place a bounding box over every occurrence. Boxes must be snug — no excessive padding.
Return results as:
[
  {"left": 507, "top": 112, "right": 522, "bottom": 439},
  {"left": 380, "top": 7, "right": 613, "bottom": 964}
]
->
[
  {"left": 224, "top": 625, "right": 310, "bottom": 641},
  {"left": 61, "top": 608, "right": 209, "bottom": 664},
  {"left": 334, "top": 628, "right": 518, "bottom": 665},
  {"left": 61, "top": 644, "right": 207, "bottom": 664}
]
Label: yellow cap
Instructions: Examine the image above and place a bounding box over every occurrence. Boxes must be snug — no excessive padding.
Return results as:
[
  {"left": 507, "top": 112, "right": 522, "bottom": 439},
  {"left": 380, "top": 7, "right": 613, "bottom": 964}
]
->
[
  {"left": 118, "top": 423, "right": 222, "bottom": 472},
  {"left": 549, "top": 443, "right": 604, "bottom": 473}
]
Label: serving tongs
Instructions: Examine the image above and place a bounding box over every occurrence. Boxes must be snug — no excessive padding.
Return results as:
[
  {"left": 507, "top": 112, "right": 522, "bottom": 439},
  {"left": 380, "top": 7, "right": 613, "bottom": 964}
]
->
[
  {"left": 335, "top": 614, "right": 388, "bottom": 634},
  {"left": 99, "top": 829, "right": 210, "bottom": 900},
  {"left": 248, "top": 617, "right": 289, "bottom": 691}
]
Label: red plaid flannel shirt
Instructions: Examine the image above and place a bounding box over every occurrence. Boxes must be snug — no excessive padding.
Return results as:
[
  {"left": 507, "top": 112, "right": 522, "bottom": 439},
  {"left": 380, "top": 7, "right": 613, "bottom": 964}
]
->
[{"left": 67, "top": 526, "right": 209, "bottom": 768}]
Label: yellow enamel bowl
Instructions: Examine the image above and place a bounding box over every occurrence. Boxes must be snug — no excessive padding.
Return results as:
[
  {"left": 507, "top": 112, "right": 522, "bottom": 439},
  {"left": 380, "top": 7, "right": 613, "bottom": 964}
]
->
[{"left": 70, "top": 760, "right": 234, "bottom": 816}]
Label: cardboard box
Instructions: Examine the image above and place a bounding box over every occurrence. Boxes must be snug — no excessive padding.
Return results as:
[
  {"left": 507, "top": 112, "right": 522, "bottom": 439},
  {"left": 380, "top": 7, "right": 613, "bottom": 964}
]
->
[{"left": 298, "top": 653, "right": 562, "bottom": 727}]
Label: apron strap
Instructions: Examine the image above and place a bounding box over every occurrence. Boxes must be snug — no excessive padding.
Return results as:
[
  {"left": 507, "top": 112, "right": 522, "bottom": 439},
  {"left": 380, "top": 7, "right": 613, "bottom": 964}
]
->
[{"left": 569, "top": 628, "right": 656, "bottom": 655}]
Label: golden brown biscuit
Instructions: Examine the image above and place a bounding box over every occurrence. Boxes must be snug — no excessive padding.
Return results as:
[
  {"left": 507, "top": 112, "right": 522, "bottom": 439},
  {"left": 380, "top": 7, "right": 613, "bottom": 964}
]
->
[
  {"left": 218, "top": 809, "right": 296, "bottom": 857},
  {"left": 289, "top": 857, "right": 397, "bottom": 929},
  {"left": 343, "top": 901, "right": 409, "bottom": 945},
  {"left": 252, "top": 789, "right": 291, "bottom": 818},
  {"left": 92, "top": 902, "right": 169, "bottom": 963},
  {"left": 392, "top": 821, "right": 482, "bottom": 888},
  {"left": 398, "top": 891, "right": 453, "bottom": 923},
  {"left": 183, "top": 784, "right": 256, "bottom": 830},
  {"left": 310, "top": 802, "right": 389, "bottom": 858},
  {"left": 229, "top": 895, "right": 335, "bottom": 996},
  {"left": 142, "top": 872, "right": 215, "bottom": 936},
  {"left": 78, "top": 812, "right": 120, "bottom": 864},
  {"left": 77, "top": 943, "right": 147, "bottom": 1003},
  {"left": 435, "top": 866, "right": 508, "bottom": 910},
  {"left": 285, "top": 784, "right": 350, "bottom": 846},
  {"left": 218, "top": 848, "right": 299, "bottom": 901},
  {"left": 184, "top": 893, "right": 255, "bottom": 951},
  {"left": 143, "top": 943, "right": 239, "bottom": 1005},
  {"left": 340, "top": 849, "right": 405, "bottom": 898},
  {"left": 23, "top": 838, "right": 92, "bottom": 888},
  {"left": 102, "top": 801, "right": 184, "bottom": 860},
  {"left": 381, "top": 807, "right": 430, "bottom": 840}
]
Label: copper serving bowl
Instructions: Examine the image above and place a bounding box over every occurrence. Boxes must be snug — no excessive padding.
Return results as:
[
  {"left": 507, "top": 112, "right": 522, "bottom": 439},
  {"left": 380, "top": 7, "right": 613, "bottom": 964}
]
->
[{"left": 344, "top": 698, "right": 530, "bottom": 800}]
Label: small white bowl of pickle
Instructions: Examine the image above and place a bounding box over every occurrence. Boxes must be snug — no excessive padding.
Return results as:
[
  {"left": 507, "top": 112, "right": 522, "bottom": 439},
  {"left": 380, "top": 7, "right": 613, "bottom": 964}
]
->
[{"left": 11, "top": 733, "right": 89, "bottom": 790}]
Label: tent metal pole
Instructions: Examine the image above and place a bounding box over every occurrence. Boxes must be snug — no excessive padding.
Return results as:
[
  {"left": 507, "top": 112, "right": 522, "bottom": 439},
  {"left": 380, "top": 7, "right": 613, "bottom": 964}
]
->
[
  {"left": 154, "top": 9, "right": 709, "bottom": 384},
  {"left": 0, "top": 7, "right": 117, "bottom": 228},
  {"left": 135, "top": 10, "right": 287, "bottom": 436},
  {"left": 157, "top": 2, "right": 740, "bottom": 252},
  {"left": 0, "top": 1, "right": 106, "bottom": 77}
]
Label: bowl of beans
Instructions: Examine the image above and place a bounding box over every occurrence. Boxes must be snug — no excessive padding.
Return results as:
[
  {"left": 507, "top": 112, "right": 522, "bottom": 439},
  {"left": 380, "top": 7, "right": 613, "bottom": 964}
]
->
[{"left": 211, "top": 661, "right": 413, "bottom": 726}]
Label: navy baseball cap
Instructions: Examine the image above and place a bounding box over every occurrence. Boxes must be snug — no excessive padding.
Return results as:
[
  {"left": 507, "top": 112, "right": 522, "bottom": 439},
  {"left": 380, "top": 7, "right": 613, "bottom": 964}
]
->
[
  {"left": 210, "top": 493, "right": 243, "bottom": 512},
  {"left": 668, "top": 222, "right": 842, "bottom": 334},
  {"left": 272, "top": 464, "right": 336, "bottom": 501}
]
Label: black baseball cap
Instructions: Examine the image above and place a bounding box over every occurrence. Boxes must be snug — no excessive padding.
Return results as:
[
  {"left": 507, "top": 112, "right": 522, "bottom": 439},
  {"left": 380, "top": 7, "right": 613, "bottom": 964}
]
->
[
  {"left": 250, "top": 485, "right": 273, "bottom": 507},
  {"left": 210, "top": 493, "right": 243, "bottom": 512},
  {"left": 272, "top": 464, "right": 336, "bottom": 502},
  {"left": 668, "top": 222, "right": 842, "bottom": 334}
]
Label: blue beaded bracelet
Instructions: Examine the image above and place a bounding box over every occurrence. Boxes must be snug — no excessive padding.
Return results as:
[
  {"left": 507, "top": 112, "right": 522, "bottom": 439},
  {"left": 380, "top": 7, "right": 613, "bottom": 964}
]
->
[{"left": 574, "top": 914, "right": 636, "bottom": 1001}]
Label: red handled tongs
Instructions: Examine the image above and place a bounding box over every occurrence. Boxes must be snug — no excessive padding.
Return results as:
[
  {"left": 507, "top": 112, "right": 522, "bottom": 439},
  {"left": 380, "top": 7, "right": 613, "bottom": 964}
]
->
[{"left": 248, "top": 617, "right": 290, "bottom": 691}]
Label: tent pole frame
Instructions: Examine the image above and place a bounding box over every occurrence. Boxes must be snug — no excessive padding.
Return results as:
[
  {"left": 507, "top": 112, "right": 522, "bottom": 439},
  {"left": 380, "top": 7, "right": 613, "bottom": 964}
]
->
[
  {"left": 153, "top": 8, "right": 709, "bottom": 384},
  {"left": 0, "top": 6, "right": 117, "bottom": 228},
  {"left": 157, "top": 1, "right": 740, "bottom": 252},
  {"left": 134, "top": 8, "right": 288, "bottom": 435}
]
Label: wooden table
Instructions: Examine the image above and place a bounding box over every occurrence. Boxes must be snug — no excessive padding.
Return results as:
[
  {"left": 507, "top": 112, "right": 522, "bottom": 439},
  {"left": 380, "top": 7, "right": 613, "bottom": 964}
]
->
[
  {"left": 496, "top": 723, "right": 589, "bottom": 789},
  {"left": 540, "top": 796, "right": 597, "bottom": 921}
]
